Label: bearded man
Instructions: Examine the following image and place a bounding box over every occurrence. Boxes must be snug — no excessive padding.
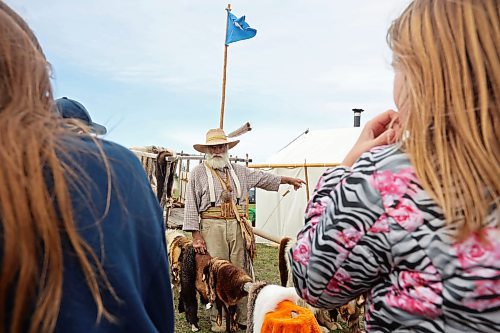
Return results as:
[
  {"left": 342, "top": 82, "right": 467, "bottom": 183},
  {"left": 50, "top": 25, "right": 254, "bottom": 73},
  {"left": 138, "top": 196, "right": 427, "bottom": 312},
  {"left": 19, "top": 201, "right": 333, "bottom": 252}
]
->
[{"left": 183, "top": 128, "right": 304, "bottom": 332}]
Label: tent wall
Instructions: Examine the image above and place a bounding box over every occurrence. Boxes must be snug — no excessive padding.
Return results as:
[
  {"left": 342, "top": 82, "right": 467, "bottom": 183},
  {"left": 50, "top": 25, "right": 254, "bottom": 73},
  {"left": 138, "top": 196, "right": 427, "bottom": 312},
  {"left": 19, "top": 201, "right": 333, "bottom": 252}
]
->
[
  {"left": 254, "top": 128, "right": 362, "bottom": 243},
  {"left": 255, "top": 167, "right": 326, "bottom": 243}
]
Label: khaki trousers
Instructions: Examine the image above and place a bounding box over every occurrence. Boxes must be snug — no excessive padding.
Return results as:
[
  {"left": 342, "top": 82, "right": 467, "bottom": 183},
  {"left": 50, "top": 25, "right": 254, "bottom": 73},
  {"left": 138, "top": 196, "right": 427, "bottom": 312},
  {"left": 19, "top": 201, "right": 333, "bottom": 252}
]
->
[{"left": 201, "top": 217, "right": 249, "bottom": 325}]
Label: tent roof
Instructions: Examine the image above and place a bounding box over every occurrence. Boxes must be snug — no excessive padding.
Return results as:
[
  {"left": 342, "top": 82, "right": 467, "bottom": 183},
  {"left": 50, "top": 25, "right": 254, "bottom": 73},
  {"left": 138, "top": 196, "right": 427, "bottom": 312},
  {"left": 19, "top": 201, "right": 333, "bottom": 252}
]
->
[{"left": 266, "top": 127, "right": 362, "bottom": 164}]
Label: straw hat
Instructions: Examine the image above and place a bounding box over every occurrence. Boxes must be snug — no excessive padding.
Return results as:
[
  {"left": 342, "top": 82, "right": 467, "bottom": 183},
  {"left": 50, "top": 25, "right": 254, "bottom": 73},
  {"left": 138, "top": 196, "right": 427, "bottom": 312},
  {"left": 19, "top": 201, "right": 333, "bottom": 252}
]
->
[{"left": 193, "top": 128, "right": 240, "bottom": 154}]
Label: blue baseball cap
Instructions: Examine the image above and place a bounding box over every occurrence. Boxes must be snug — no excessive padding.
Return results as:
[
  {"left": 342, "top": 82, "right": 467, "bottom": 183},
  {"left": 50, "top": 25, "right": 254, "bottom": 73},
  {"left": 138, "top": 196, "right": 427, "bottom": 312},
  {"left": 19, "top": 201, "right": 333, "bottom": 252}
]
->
[{"left": 55, "top": 97, "right": 107, "bottom": 135}]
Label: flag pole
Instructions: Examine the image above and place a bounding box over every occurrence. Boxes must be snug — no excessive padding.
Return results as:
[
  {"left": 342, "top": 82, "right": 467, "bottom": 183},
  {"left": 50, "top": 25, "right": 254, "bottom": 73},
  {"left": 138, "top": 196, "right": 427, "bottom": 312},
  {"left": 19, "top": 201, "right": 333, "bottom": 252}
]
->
[{"left": 220, "top": 3, "right": 231, "bottom": 129}]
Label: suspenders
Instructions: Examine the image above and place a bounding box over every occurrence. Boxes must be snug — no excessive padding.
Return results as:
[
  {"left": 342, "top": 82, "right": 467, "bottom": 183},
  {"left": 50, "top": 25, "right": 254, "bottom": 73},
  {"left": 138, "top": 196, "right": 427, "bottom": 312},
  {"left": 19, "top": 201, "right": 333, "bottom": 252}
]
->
[
  {"left": 228, "top": 165, "right": 242, "bottom": 205},
  {"left": 204, "top": 162, "right": 217, "bottom": 207},
  {"left": 203, "top": 162, "right": 242, "bottom": 206}
]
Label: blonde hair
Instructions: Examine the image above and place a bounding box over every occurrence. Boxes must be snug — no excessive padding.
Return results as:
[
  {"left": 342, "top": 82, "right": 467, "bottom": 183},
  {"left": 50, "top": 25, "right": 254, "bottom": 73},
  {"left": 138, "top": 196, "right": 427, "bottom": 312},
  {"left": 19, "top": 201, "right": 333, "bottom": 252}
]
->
[
  {"left": 388, "top": 0, "right": 499, "bottom": 240},
  {"left": 0, "top": 3, "right": 114, "bottom": 332}
]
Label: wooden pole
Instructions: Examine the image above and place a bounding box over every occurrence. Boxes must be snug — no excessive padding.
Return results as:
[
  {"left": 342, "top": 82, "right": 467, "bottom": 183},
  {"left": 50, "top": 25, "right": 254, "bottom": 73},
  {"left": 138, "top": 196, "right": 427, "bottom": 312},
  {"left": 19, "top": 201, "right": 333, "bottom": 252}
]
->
[
  {"left": 177, "top": 156, "right": 184, "bottom": 203},
  {"left": 252, "top": 227, "right": 282, "bottom": 244},
  {"left": 304, "top": 161, "right": 310, "bottom": 203},
  {"left": 248, "top": 162, "right": 340, "bottom": 169},
  {"left": 220, "top": 3, "right": 231, "bottom": 129}
]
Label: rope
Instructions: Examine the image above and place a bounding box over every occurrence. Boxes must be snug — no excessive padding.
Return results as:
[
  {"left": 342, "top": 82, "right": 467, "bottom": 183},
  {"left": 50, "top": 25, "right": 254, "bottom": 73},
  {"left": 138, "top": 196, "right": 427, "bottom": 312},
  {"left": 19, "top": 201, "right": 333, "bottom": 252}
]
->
[
  {"left": 258, "top": 167, "right": 303, "bottom": 231},
  {"left": 258, "top": 185, "right": 293, "bottom": 230}
]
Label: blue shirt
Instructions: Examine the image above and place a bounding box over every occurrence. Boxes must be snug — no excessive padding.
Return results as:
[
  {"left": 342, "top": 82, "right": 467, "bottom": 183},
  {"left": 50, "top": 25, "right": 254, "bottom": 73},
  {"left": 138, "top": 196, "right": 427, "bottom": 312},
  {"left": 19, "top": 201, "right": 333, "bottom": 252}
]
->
[{"left": 53, "top": 136, "right": 174, "bottom": 332}]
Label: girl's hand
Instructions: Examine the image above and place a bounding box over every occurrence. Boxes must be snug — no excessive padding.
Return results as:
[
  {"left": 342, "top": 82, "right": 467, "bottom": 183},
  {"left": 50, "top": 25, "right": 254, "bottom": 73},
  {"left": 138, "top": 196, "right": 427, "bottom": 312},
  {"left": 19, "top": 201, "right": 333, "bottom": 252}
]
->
[{"left": 342, "top": 110, "right": 400, "bottom": 167}]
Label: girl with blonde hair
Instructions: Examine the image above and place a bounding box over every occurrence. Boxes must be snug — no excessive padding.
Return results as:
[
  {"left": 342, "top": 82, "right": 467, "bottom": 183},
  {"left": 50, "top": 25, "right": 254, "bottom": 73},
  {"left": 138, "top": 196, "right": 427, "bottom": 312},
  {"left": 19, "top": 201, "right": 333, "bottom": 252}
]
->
[
  {"left": 291, "top": 0, "right": 499, "bottom": 331},
  {"left": 0, "top": 3, "right": 173, "bottom": 332}
]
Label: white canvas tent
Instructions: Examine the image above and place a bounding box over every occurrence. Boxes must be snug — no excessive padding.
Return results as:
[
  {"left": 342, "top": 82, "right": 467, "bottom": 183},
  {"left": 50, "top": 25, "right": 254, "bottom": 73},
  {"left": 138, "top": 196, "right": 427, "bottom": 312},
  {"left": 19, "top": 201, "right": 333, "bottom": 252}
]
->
[{"left": 252, "top": 128, "right": 362, "bottom": 243}]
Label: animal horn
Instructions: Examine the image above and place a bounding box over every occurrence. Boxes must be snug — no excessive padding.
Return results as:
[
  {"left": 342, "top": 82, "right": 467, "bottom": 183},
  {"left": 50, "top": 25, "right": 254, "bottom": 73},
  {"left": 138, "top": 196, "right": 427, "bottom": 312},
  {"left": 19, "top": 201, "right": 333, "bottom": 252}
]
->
[{"left": 227, "top": 122, "right": 251, "bottom": 138}]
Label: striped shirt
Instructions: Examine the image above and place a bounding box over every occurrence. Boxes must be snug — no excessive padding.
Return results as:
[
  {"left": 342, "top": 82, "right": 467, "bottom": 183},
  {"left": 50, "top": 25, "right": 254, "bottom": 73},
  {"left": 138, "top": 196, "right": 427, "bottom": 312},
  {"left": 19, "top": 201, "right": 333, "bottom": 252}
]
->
[
  {"left": 183, "top": 163, "right": 281, "bottom": 231},
  {"left": 290, "top": 145, "right": 500, "bottom": 332}
]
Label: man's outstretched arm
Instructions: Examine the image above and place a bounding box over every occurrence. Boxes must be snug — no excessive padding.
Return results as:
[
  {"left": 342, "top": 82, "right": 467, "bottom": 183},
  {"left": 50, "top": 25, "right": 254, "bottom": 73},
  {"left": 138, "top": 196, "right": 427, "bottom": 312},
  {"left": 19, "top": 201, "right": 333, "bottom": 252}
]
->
[{"left": 280, "top": 176, "right": 306, "bottom": 190}]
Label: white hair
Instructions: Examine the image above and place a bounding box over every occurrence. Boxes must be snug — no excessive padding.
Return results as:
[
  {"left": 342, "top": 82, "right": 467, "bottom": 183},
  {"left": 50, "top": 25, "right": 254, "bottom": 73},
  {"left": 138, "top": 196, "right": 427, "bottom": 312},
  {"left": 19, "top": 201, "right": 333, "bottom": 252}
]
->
[{"left": 205, "top": 151, "right": 229, "bottom": 170}]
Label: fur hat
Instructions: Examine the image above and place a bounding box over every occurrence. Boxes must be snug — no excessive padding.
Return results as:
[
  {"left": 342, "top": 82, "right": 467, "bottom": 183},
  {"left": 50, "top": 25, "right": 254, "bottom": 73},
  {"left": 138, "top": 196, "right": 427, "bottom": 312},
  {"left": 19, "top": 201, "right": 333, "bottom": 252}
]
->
[{"left": 193, "top": 128, "right": 239, "bottom": 154}]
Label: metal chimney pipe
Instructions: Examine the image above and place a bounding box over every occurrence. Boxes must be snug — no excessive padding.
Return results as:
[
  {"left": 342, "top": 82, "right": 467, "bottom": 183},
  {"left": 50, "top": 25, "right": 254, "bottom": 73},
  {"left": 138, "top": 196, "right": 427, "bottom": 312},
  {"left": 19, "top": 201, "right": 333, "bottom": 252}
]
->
[{"left": 352, "top": 108, "right": 364, "bottom": 127}]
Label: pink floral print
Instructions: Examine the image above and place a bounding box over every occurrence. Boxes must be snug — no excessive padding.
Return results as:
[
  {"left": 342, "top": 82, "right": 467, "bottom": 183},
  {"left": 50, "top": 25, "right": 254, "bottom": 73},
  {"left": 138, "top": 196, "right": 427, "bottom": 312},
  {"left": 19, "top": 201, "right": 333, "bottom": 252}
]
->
[
  {"left": 455, "top": 227, "right": 500, "bottom": 274},
  {"left": 386, "top": 266, "right": 443, "bottom": 318},
  {"left": 370, "top": 214, "right": 390, "bottom": 233},
  {"left": 326, "top": 267, "right": 352, "bottom": 295},
  {"left": 338, "top": 228, "right": 363, "bottom": 248},
  {"left": 463, "top": 279, "right": 500, "bottom": 311},
  {"left": 455, "top": 227, "right": 500, "bottom": 311},
  {"left": 371, "top": 168, "right": 416, "bottom": 208},
  {"left": 292, "top": 239, "right": 311, "bottom": 265},
  {"left": 386, "top": 198, "right": 423, "bottom": 232},
  {"left": 386, "top": 289, "right": 443, "bottom": 318},
  {"left": 305, "top": 201, "right": 327, "bottom": 221}
]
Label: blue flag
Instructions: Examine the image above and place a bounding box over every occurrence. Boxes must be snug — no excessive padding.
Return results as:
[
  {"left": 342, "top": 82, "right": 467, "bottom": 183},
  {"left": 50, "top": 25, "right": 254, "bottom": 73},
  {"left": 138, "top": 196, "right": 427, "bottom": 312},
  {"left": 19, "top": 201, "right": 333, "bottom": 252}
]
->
[{"left": 225, "top": 9, "right": 257, "bottom": 45}]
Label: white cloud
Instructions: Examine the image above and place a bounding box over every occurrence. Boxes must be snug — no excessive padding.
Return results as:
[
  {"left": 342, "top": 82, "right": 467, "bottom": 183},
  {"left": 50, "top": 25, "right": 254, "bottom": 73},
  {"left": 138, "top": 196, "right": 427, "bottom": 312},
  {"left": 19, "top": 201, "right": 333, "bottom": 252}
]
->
[{"left": 7, "top": 0, "right": 410, "bottom": 161}]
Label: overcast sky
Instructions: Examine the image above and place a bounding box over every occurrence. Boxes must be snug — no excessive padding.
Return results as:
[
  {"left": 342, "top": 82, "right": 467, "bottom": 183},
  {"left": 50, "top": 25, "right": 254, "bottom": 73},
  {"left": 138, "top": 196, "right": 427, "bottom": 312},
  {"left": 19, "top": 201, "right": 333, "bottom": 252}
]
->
[{"left": 8, "top": 0, "right": 411, "bottom": 162}]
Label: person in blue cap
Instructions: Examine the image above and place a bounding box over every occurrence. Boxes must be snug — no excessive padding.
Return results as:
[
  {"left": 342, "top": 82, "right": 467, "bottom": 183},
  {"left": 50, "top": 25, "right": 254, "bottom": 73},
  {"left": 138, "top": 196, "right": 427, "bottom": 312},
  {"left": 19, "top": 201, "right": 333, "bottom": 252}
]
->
[
  {"left": 0, "top": 3, "right": 174, "bottom": 333},
  {"left": 55, "top": 96, "right": 107, "bottom": 135}
]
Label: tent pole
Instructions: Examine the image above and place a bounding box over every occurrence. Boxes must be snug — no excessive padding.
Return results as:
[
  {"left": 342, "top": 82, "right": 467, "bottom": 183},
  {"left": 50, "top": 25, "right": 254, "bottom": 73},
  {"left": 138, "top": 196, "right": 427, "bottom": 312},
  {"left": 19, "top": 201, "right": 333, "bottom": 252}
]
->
[
  {"left": 304, "top": 163, "right": 310, "bottom": 203},
  {"left": 248, "top": 162, "right": 340, "bottom": 169}
]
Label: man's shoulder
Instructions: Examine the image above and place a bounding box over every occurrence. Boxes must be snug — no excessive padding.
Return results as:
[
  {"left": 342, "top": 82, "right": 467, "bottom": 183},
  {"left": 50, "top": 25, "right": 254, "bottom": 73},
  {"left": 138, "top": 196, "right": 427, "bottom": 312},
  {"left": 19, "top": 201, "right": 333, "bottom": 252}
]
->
[
  {"left": 192, "top": 162, "right": 207, "bottom": 170},
  {"left": 230, "top": 163, "right": 248, "bottom": 172},
  {"left": 190, "top": 162, "right": 208, "bottom": 176}
]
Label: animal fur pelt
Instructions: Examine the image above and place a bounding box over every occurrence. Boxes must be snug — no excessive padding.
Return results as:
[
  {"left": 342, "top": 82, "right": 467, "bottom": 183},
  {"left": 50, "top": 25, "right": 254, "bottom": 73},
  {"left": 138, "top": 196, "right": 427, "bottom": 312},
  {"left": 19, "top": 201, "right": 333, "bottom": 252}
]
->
[
  {"left": 165, "top": 230, "right": 199, "bottom": 331},
  {"left": 194, "top": 251, "right": 212, "bottom": 304},
  {"left": 227, "top": 122, "right": 251, "bottom": 138},
  {"left": 278, "top": 237, "right": 365, "bottom": 333},
  {"left": 166, "top": 229, "right": 192, "bottom": 287},
  {"left": 130, "top": 145, "right": 168, "bottom": 154},
  {"left": 246, "top": 281, "right": 268, "bottom": 333},
  {"left": 155, "top": 149, "right": 177, "bottom": 206},
  {"left": 279, "top": 237, "right": 292, "bottom": 287},
  {"left": 130, "top": 146, "right": 171, "bottom": 192},
  {"left": 336, "top": 296, "right": 366, "bottom": 333},
  {"left": 246, "top": 282, "right": 300, "bottom": 333},
  {"left": 179, "top": 246, "right": 199, "bottom": 330},
  {"left": 179, "top": 245, "right": 213, "bottom": 332},
  {"left": 204, "top": 257, "right": 253, "bottom": 332},
  {"left": 165, "top": 229, "right": 185, "bottom": 248}
]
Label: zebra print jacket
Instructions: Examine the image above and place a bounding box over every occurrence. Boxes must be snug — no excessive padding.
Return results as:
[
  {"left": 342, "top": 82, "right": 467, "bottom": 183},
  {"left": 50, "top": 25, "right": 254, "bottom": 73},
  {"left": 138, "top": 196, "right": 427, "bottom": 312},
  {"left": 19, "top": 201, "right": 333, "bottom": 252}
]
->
[{"left": 290, "top": 144, "right": 499, "bottom": 333}]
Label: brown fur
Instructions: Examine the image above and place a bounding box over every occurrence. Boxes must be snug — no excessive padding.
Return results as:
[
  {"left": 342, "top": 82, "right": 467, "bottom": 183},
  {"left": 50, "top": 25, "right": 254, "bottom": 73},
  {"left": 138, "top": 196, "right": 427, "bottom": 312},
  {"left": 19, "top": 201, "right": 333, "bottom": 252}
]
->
[
  {"left": 166, "top": 230, "right": 213, "bottom": 331},
  {"left": 166, "top": 230, "right": 192, "bottom": 286},
  {"left": 246, "top": 281, "right": 268, "bottom": 333},
  {"left": 179, "top": 246, "right": 198, "bottom": 328},
  {"left": 278, "top": 237, "right": 291, "bottom": 287},
  {"left": 338, "top": 296, "right": 366, "bottom": 333},
  {"left": 179, "top": 246, "right": 214, "bottom": 331},
  {"left": 155, "top": 149, "right": 176, "bottom": 204},
  {"left": 194, "top": 252, "right": 212, "bottom": 302},
  {"left": 204, "top": 258, "right": 253, "bottom": 332}
]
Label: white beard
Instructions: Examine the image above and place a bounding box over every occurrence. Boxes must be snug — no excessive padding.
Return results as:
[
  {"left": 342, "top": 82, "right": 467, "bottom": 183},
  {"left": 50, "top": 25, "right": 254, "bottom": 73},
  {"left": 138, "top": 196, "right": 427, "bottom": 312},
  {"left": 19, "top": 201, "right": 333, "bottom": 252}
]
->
[{"left": 206, "top": 152, "right": 229, "bottom": 170}]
